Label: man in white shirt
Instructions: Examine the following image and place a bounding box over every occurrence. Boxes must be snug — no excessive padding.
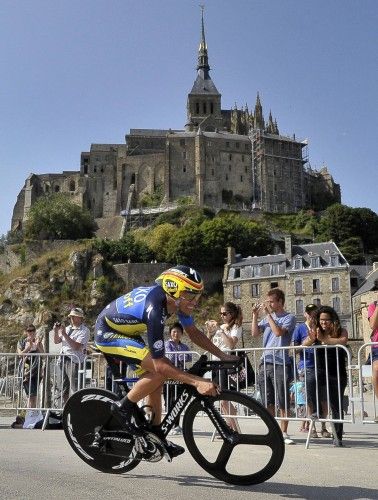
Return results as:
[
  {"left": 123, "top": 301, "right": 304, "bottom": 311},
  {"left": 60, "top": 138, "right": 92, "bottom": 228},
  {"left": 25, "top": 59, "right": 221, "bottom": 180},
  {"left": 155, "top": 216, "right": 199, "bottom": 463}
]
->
[{"left": 53, "top": 307, "right": 90, "bottom": 403}]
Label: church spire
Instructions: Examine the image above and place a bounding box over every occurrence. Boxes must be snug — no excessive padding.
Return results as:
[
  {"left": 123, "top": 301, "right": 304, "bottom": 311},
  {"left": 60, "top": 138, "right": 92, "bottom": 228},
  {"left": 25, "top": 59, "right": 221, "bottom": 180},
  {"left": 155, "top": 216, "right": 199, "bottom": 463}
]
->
[
  {"left": 186, "top": 6, "right": 222, "bottom": 132},
  {"left": 254, "top": 92, "right": 264, "bottom": 130},
  {"left": 197, "top": 5, "right": 210, "bottom": 77}
]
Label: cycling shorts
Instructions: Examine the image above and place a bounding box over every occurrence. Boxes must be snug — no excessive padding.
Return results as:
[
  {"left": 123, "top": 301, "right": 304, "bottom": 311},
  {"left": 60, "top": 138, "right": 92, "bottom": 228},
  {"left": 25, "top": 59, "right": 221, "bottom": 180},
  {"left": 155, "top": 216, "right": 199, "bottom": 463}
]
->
[{"left": 95, "top": 324, "right": 150, "bottom": 377}]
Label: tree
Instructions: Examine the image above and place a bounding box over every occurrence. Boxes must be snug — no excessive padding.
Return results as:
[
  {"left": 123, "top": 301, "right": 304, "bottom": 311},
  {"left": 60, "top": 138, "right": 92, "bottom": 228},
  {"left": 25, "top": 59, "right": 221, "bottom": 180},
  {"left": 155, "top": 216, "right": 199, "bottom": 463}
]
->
[
  {"left": 200, "top": 215, "right": 273, "bottom": 266},
  {"left": 339, "top": 237, "right": 365, "bottom": 264},
  {"left": 316, "top": 204, "right": 378, "bottom": 256},
  {"left": 352, "top": 207, "right": 378, "bottom": 252},
  {"left": 165, "top": 224, "right": 205, "bottom": 266},
  {"left": 94, "top": 233, "right": 153, "bottom": 263},
  {"left": 316, "top": 204, "right": 357, "bottom": 244},
  {"left": 24, "top": 194, "right": 96, "bottom": 240},
  {"left": 153, "top": 206, "right": 214, "bottom": 227},
  {"left": 144, "top": 223, "right": 177, "bottom": 262}
]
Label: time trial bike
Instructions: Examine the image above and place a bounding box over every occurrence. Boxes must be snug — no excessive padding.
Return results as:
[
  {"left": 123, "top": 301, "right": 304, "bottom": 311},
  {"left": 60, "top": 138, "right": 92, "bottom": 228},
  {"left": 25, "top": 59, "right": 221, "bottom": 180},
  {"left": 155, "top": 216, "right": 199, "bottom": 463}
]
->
[{"left": 62, "top": 355, "right": 285, "bottom": 485}]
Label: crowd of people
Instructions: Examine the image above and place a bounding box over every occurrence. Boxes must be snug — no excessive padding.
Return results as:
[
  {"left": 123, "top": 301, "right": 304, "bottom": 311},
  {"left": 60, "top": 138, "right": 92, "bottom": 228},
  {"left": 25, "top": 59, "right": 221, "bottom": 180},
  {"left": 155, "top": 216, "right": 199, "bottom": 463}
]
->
[{"left": 12, "top": 264, "right": 377, "bottom": 452}]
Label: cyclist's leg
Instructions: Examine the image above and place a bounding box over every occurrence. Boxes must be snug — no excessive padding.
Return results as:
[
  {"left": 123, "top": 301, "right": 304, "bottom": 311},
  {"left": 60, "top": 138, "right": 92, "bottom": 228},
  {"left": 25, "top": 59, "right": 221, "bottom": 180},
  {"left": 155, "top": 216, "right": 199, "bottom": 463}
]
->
[
  {"left": 95, "top": 329, "right": 165, "bottom": 427},
  {"left": 127, "top": 355, "right": 184, "bottom": 459},
  {"left": 124, "top": 354, "right": 166, "bottom": 426},
  {"left": 144, "top": 384, "right": 163, "bottom": 425}
]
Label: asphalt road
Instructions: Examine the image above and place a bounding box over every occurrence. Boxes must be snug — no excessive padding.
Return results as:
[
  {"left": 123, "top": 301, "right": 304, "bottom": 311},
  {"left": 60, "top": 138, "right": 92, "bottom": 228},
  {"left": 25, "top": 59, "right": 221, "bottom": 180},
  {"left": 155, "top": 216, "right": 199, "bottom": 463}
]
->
[{"left": 0, "top": 419, "right": 377, "bottom": 500}]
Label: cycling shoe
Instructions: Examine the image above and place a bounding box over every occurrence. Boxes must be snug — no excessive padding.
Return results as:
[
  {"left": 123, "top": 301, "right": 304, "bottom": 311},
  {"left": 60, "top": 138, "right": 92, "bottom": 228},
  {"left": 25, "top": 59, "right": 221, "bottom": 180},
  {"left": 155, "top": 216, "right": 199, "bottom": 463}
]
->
[{"left": 165, "top": 440, "right": 185, "bottom": 459}]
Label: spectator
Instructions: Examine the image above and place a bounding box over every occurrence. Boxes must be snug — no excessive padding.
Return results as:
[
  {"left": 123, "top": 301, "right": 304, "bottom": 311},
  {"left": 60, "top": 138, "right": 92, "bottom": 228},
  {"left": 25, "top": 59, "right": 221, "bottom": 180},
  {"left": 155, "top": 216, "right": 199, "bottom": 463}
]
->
[
  {"left": 11, "top": 410, "right": 62, "bottom": 429},
  {"left": 164, "top": 322, "right": 192, "bottom": 435},
  {"left": 367, "top": 300, "right": 378, "bottom": 398},
  {"left": 293, "top": 304, "right": 331, "bottom": 438},
  {"left": 52, "top": 307, "right": 90, "bottom": 403},
  {"left": 17, "top": 324, "right": 44, "bottom": 408},
  {"left": 206, "top": 302, "right": 243, "bottom": 386},
  {"left": 311, "top": 306, "right": 348, "bottom": 447},
  {"left": 290, "top": 370, "right": 306, "bottom": 432},
  {"left": 206, "top": 302, "right": 243, "bottom": 432},
  {"left": 165, "top": 322, "right": 192, "bottom": 370},
  {"left": 251, "top": 288, "right": 296, "bottom": 445}
]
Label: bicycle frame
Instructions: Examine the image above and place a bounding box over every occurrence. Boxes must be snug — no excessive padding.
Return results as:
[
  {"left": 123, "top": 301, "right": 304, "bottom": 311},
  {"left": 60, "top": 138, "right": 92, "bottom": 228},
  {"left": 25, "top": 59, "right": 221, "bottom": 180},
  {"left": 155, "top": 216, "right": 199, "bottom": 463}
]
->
[{"left": 129, "top": 355, "right": 243, "bottom": 440}]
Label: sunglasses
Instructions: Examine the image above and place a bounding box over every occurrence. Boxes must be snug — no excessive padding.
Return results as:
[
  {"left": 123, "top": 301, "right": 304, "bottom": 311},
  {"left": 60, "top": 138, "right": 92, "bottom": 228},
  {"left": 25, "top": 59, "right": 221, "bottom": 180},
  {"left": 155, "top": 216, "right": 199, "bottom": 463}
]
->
[
  {"left": 180, "top": 293, "right": 201, "bottom": 303},
  {"left": 220, "top": 311, "right": 230, "bottom": 316},
  {"left": 26, "top": 329, "right": 36, "bottom": 332}
]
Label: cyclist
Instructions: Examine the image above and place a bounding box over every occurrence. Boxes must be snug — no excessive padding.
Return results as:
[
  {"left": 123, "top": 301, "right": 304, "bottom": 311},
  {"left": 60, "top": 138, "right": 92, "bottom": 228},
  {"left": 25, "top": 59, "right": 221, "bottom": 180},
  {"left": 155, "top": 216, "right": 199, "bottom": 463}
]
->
[{"left": 94, "top": 265, "right": 238, "bottom": 457}]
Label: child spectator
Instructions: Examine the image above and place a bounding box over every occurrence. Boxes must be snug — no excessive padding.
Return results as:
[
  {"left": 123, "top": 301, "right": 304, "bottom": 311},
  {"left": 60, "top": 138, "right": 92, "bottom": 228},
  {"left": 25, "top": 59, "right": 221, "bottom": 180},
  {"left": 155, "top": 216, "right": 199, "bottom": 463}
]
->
[{"left": 290, "top": 371, "right": 307, "bottom": 432}]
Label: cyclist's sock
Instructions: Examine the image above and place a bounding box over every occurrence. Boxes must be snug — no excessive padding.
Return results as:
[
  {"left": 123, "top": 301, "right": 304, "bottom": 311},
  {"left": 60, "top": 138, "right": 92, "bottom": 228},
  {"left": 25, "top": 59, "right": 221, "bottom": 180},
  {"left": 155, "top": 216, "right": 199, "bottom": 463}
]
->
[{"left": 111, "top": 397, "right": 141, "bottom": 433}]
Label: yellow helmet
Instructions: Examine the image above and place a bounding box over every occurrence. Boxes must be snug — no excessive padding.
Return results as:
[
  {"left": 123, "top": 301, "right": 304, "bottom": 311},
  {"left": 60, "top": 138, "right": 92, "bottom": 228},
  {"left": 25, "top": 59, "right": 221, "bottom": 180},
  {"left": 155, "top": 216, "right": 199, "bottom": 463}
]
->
[{"left": 156, "top": 265, "right": 204, "bottom": 299}]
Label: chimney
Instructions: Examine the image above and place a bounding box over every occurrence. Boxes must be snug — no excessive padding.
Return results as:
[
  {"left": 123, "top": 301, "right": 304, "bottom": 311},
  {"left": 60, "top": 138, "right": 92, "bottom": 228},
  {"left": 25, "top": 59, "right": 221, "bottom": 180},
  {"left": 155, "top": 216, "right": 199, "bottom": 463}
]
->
[
  {"left": 284, "top": 235, "right": 292, "bottom": 260},
  {"left": 227, "top": 246, "right": 236, "bottom": 264}
]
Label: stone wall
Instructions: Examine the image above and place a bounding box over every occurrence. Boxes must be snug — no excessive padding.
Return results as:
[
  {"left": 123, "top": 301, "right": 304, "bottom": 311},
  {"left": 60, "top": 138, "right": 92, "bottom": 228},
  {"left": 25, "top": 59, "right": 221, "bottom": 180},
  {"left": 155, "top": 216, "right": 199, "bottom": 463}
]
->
[
  {"left": 113, "top": 262, "right": 223, "bottom": 294},
  {"left": 113, "top": 262, "right": 170, "bottom": 290}
]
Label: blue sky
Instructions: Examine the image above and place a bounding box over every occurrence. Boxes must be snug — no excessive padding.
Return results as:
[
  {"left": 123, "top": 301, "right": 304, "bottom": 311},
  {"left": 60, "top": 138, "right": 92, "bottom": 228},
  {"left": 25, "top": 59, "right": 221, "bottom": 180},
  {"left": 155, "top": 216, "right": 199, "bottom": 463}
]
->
[{"left": 1, "top": 0, "right": 377, "bottom": 236}]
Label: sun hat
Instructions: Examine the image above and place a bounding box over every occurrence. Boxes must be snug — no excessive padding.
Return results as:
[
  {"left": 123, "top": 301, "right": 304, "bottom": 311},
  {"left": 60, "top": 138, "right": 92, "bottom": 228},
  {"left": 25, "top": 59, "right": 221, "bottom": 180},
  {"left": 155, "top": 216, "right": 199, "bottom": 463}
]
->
[{"left": 68, "top": 307, "right": 84, "bottom": 318}]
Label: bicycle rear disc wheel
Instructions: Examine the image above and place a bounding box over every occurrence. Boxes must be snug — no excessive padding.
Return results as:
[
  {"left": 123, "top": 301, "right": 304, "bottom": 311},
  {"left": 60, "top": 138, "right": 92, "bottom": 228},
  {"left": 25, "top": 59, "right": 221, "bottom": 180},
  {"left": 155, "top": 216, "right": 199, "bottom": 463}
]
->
[
  {"left": 63, "top": 388, "right": 140, "bottom": 474},
  {"left": 183, "top": 390, "right": 285, "bottom": 485}
]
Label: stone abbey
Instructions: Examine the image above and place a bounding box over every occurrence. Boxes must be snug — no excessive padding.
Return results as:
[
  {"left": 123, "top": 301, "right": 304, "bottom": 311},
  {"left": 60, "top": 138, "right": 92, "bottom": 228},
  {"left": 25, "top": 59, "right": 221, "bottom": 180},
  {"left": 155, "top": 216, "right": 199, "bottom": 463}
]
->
[{"left": 11, "top": 12, "right": 340, "bottom": 232}]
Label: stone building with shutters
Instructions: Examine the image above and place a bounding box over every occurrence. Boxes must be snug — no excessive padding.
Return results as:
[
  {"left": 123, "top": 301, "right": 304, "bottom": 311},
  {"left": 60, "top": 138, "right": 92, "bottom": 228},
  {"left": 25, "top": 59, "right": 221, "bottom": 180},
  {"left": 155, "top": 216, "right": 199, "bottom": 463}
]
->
[{"left": 223, "top": 236, "right": 357, "bottom": 336}]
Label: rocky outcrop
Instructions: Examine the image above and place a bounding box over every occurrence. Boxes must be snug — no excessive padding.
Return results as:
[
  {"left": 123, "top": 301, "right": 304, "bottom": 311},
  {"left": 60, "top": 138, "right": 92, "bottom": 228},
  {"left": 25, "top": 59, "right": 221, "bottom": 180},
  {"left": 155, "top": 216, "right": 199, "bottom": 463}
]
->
[{"left": 0, "top": 247, "right": 109, "bottom": 350}]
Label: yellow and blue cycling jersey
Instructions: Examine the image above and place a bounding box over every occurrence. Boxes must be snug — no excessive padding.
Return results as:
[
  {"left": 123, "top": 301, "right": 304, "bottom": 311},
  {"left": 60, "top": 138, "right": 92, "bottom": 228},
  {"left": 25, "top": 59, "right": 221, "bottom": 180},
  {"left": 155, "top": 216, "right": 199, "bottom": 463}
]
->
[{"left": 95, "top": 285, "right": 194, "bottom": 373}]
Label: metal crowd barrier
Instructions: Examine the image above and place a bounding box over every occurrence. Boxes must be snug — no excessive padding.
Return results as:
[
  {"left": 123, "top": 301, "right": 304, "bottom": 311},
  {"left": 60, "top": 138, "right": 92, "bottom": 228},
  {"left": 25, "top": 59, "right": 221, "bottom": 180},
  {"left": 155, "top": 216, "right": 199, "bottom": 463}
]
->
[
  {"left": 357, "top": 342, "right": 378, "bottom": 423},
  {"left": 162, "top": 351, "right": 201, "bottom": 417},
  {"left": 0, "top": 352, "right": 80, "bottom": 414},
  {"left": 1, "top": 345, "right": 377, "bottom": 442}
]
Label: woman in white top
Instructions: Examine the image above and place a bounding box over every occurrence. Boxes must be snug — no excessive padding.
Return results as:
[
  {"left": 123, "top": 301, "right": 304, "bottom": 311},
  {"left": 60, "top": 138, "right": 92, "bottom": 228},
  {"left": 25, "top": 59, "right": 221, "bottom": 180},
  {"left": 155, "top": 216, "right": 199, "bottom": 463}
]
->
[
  {"left": 205, "top": 302, "right": 243, "bottom": 432},
  {"left": 213, "top": 302, "right": 243, "bottom": 354},
  {"left": 206, "top": 302, "right": 243, "bottom": 386}
]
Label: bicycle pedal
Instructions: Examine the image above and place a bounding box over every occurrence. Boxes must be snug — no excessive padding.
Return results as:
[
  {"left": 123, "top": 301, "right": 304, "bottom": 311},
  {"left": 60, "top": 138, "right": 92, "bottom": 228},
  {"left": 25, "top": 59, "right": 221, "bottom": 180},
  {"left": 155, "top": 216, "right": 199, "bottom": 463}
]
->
[{"left": 89, "top": 428, "right": 102, "bottom": 448}]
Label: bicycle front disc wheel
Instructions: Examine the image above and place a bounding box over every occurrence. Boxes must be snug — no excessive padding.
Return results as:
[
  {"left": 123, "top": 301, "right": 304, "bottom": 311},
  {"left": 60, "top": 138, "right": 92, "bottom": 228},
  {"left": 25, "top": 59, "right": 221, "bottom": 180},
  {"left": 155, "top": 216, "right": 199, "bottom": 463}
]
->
[{"left": 182, "top": 390, "right": 285, "bottom": 485}]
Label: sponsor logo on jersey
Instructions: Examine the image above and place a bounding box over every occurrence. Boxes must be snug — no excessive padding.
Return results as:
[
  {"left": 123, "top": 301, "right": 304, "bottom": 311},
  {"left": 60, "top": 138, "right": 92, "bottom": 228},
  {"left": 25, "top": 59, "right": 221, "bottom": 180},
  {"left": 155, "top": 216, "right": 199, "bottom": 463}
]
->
[
  {"left": 153, "top": 340, "right": 164, "bottom": 351},
  {"left": 110, "top": 317, "right": 126, "bottom": 324},
  {"left": 108, "top": 317, "right": 139, "bottom": 325},
  {"left": 160, "top": 312, "right": 167, "bottom": 325},
  {"left": 146, "top": 304, "right": 153, "bottom": 319}
]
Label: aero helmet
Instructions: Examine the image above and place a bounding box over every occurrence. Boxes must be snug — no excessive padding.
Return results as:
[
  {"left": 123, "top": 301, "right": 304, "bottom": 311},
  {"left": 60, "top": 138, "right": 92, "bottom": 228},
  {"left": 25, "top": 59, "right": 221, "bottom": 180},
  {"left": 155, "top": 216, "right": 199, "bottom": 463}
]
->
[{"left": 156, "top": 265, "right": 203, "bottom": 299}]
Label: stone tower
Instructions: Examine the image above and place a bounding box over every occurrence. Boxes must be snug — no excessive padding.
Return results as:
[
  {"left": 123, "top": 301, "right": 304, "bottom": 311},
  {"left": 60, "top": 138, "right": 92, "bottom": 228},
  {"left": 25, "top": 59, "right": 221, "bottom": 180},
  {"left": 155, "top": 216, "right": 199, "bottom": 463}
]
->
[{"left": 186, "top": 7, "right": 223, "bottom": 132}]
